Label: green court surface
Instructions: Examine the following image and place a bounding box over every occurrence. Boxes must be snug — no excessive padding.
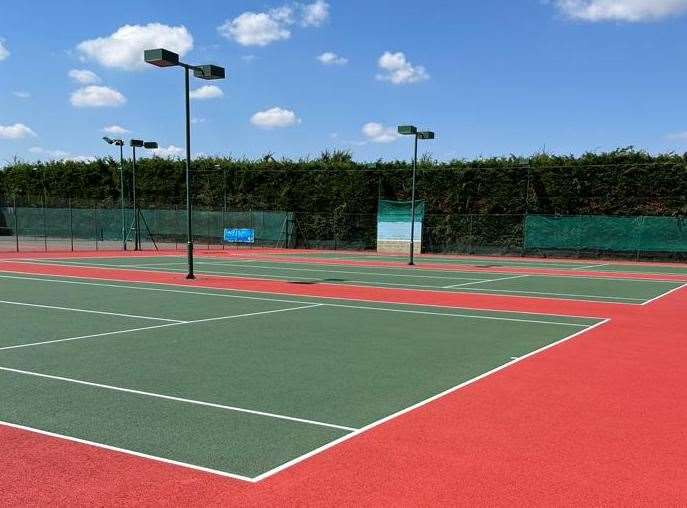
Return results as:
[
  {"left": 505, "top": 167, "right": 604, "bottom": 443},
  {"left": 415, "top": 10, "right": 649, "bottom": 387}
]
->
[
  {"left": 0, "top": 272, "right": 600, "bottom": 480},
  {"left": 22, "top": 256, "right": 686, "bottom": 304}
]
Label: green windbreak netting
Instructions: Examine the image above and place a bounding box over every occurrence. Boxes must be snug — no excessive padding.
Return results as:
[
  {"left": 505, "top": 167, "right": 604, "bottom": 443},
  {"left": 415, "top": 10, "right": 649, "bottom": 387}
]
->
[
  {"left": 525, "top": 215, "right": 687, "bottom": 253},
  {"left": 378, "top": 200, "right": 425, "bottom": 222},
  {"left": 0, "top": 207, "right": 293, "bottom": 245}
]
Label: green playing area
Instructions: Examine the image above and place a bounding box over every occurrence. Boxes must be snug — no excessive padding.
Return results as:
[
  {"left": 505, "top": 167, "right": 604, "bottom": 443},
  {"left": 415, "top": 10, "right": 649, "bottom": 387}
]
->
[
  {"left": 16, "top": 255, "right": 686, "bottom": 304},
  {"left": 0, "top": 271, "right": 601, "bottom": 480}
]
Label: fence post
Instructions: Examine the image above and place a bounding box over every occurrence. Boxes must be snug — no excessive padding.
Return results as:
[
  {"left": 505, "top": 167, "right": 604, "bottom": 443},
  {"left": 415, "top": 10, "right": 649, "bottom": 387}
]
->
[
  {"left": 13, "top": 195, "right": 19, "bottom": 253},
  {"left": 42, "top": 196, "right": 48, "bottom": 252},
  {"left": 69, "top": 198, "right": 74, "bottom": 252},
  {"left": 94, "top": 205, "right": 98, "bottom": 251}
]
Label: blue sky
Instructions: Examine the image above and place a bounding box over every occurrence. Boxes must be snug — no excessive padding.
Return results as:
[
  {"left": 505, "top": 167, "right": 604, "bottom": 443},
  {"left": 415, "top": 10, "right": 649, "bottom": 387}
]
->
[{"left": 2, "top": 0, "right": 687, "bottom": 164}]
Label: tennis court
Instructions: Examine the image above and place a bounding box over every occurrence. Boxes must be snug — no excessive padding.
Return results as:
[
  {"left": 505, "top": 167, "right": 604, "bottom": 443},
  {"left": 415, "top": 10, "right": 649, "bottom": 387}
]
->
[
  {"left": 13, "top": 254, "right": 686, "bottom": 304},
  {"left": 0, "top": 268, "right": 603, "bottom": 480}
]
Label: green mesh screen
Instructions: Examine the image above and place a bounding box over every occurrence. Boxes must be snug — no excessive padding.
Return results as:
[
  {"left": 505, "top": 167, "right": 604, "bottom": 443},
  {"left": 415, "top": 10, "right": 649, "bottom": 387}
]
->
[
  {"left": 525, "top": 215, "right": 687, "bottom": 253},
  {"left": 378, "top": 200, "right": 425, "bottom": 222},
  {"left": 0, "top": 207, "right": 293, "bottom": 246}
]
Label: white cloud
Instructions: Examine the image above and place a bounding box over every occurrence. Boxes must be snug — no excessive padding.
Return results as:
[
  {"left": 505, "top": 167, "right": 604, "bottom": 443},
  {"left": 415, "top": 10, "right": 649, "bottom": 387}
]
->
[
  {"left": 218, "top": 2, "right": 329, "bottom": 46},
  {"left": 29, "top": 146, "right": 95, "bottom": 162},
  {"left": 29, "top": 147, "right": 70, "bottom": 159},
  {"left": 219, "top": 11, "right": 291, "bottom": 46},
  {"left": 189, "top": 85, "right": 224, "bottom": 100},
  {"left": 555, "top": 0, "right": 687, "bottom": 22},
  {"left": 151, "top": 145, "right": 184, "bottom": 158},
  {"left": 191, "top": 117, "right": 206, "bottom": 124},
  {"left": 250, "top": 107, "right": 301, "bottom": 129},
  {"left": 0, "top": 39, "right": 9, "bottom": 61},
  {"left": 13, "top": 91, "right": 31, "bottom": 99},
  {"left": 0, "top": 123, "right": 37, "bottom": 140},
  {"left": 376, "top": 51, "right": 430, "bottom": 85},
  {"left": 70, "top": 86, "right": 126, "bottom": 108},
  {"left": 301, "top": 1, "right": 330, "bottom": 26},
  {"left": 69, "top": 69, "right": 101, "bottom": 84},
  {"left": 317, "top": 52, "right": 348, "bottom": 65},
  {"left": 362, "top": 122, "right": 399, "bottom": 143},
  {"left": 77, "top": 23, "right": 193, "bottom": 71},
  {"left": 103, "top": 125, "right": 130, "bottom": 135}
]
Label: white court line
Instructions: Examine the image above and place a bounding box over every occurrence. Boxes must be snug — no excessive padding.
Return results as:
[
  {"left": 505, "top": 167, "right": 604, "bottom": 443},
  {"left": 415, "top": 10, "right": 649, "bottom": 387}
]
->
[
  {"left": 0, "top": 304, "right": 323, "bottom": 352},
  {"left": 443, "top": 275, "right": 530, "bottom": 289},
  {"left": 251, "top": 318, "right": 612, "bottom": 482},
  {"left": 0, "top": 272, "right": 611, "bottom": 321},
  {"left": 571, "top": 263, "right": 611, "bottom": 270},
  {"left": 640, "top": 283, "right": 687, "bottom": 306},
  {"left": 0, "top": 366, "right": 355, "bottom": 432},
  {"left": 0, "top": 273, "right": 597, "bottom": 327},
  {"left": 0, "top": 300, "right": 183, "bottom": 323},
  {"left": 0, "top": 420, "right": 257, "bottom": 483}
]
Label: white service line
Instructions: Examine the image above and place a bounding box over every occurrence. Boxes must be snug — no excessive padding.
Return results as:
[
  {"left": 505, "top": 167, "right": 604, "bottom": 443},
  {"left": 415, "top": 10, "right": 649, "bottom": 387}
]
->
[
  {"left": 0, "top": 300, "right": 183, "bottom": 323},
  {"left": 571, "top": 263, "right": 611, "bottom": 270},
  {"left": 442, "top": 275, "right": 530, "bottom": 289},
  {"left": 251, "top": 318, "right": 612, "bottom": 482},
  {"left": 0, "top": 366, "right": 355, "bottom": 432},
  {"left": 0, "top": 304, "right": 323, "bottom": 352}
]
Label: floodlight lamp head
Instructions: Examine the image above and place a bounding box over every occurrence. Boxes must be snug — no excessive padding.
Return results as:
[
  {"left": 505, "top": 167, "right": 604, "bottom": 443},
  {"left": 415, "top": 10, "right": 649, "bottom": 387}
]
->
[
  {"left": 144, "top": 48, "right": 180, "bottom": 68},
  {"left": 417, "top": 131, "right": 435, "bottom": 140},
  {"left": 397, "top": 125, "right": 417, "bottom": 136},
  {"left": 143, "top": 142, "right": 158, "bottom": 149},
  {"left": 193, "top": 64, "right": 226, "bottom": 80},
  {"left": 130, "top": 139, "right": 144, "bottom": 148},
  {"left": 103, "top": 137, "right": 114, "bottom": 145}
]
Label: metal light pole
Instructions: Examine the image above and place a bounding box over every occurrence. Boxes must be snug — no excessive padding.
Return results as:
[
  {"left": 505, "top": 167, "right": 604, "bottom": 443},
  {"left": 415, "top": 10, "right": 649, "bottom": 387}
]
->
[
  {"left": 103, "top": 137, "right": 126, "bottom": 250},
  {"left": 144, "top": 48, "right": 226, "bottom": 279},
  {"left": 398, "top": 126, "right": 436, "bottom": 265},
  {"left": 129, "top": 139, "right": 158, "bottom": 251}
]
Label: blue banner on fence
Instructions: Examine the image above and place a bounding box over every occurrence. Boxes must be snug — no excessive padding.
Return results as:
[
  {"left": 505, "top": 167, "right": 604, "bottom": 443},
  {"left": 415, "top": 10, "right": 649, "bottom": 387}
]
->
[{"left": 223, "top": 228, "right": 255, "bottom": 244}]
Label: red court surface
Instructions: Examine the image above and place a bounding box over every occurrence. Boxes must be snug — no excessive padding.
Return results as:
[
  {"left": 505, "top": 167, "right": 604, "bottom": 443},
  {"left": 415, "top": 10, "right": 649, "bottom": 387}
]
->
[{"left": 1, "top": 249, "right": 686, "bottom": 506}]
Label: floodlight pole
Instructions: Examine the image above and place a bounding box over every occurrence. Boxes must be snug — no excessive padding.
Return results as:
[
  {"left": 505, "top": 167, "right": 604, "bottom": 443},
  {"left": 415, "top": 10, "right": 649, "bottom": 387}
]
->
[
  {"left": 119, "top": 143, "right": 126, "bottom": 251},
  {"left": 409, "top": 133, "right": 419, "bottom": 266},
  {"left": 145, "top": 49, "right": 225, "bottom": 280},
  {"left": 183, "top": 64, "right": 194, "bottom": 278},
  {"left": 131, "top": 145, "right": 140, "bottom": 251}
]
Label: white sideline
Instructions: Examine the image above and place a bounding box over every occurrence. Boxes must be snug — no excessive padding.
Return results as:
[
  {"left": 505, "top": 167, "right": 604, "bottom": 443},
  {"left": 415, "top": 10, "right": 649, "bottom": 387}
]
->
[
  {"left": 640, "top": 283, "right": 687, "bottom": 306},
  {"left": 0, "top": 420, "right": 257, "bottom": 483},
  {"left": 0, "top": 304, "right": 323, "bottom": 352},
  {"left": 0, "top": 366, "right": 355, "bottom": 432},
  {"left": 443, "top": 275, "right": 530, "bottom": 289},
  {"left": 0, "top": 300, "right": 184, "bottom": 323}
]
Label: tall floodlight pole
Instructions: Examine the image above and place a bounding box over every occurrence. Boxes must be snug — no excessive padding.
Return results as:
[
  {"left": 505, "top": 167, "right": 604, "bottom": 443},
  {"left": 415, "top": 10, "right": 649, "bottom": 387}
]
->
[
  {"left": 103, "top": 137, "right": 126, "bottom": 250},
  {"left": 144, "top": 48, "right": 226, "bottom": 279},
  {"left": 397, "top": 126, "right": 436, "bottom": 265},
  {"left": 129, "top": 140, "right": 158, "bottom": 251}
]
